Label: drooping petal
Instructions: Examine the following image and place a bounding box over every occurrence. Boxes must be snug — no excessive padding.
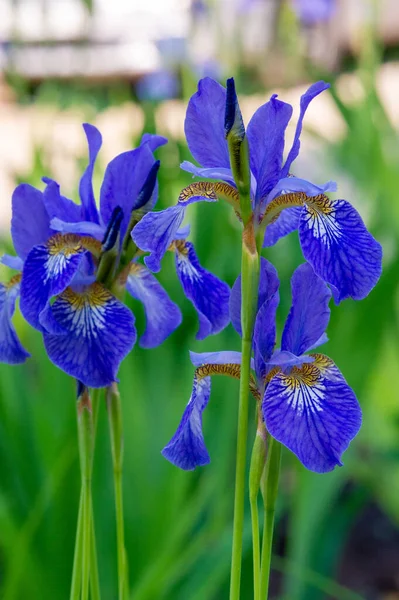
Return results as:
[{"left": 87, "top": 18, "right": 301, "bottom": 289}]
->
[
  {"left": 43, "top": 283, "right": 136, "bottom": 388},
  {"left": 230, "top": 258, "right": 279, "bottom": 337},
  {"left": 161, "top": 375, "right": 211, "bottom": 470},
  {"left": 0, "top": 255, "right": 24, "bottom": 270},
  {"left": 299, "top": 197, "right": 383, "bottom": 302},
  {"left": 263, "top": 206, "right": 302, "bottom": 247},
  {"left": 282, "top": 263, "right": 331, "bottom": 356},
  {"left": 132, "top": 205, "right": 185, "bottom": 273},
  {"left": 281, "top": 81, "right": 330, "bottom": 178},
  {"left": 175, "top": 241, "right": 230, "bottom": 340},
  {"left": 19, "top": 234, "right": 88, "bottom": 330},
  {"left": 11, "top": 184, "right": 51, "bottom": 260},
  {"left": 184, "top": 77, "right": 230, "bottom": 169},
  {"left": 79, "top": 123, "right": 102, "bottom": 223},
  {"left": 263, "top": 357, "right": 362, "bottom": 473},
  {"left": 247, "top": 95, "right": 293, "bottom": 202},
  {"left": 100, "top": 143, "right": 156, "bottom": 240},
  {"left": 50, "top": 218, "right": 105, "bottom": 240},
  {"left": 126, "top": 263, "right": 181, "bottom": 348},
  {"left": 0, "top": 276, "right": 30, "bottom": 364},
  {"left": 140, "top": 133, "right": 168, "bottom": 152},
  {"left": 42, "top": 178, "right": 82, "bottom": 224}
]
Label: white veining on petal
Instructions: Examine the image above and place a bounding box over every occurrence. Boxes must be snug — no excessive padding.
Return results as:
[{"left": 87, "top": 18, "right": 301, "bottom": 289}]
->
[
  {"left": 44, "top": 253, "right": 71, "bottom": 282},
  {"left": 280, "top": 378, "right": 325, "bottom": 414}
]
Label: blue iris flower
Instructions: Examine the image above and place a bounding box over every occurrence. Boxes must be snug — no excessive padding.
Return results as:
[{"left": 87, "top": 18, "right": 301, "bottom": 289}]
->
[
  {"left": 162, "top": 260, "right": 361, "bottom": 473},
  {"left": 133, "top": 77, "right": 382, "bottom": 304},
  {"left": 291, "top": 0, "right": 336, "bottom": 25},
  {"left": 0, "top": 125, "right": 184, "bottom": 386}
]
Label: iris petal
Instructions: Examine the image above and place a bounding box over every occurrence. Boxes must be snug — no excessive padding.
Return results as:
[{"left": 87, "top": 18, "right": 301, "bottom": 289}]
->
[
  {"left": 20, "top": 234, "right": 86, "bottom": 330},
  {"left": 175, "top": 241, "right": 230, "bottom": 340},
  {"left": 0, "top": 255, "right": 24, "bottom": 270},
  {"left": 132, "top": 205, "right": 185, "bottom": 273},
  {"left": 140, "top": 133, "right": 168, "bottom": 152},
  {"left": 79, "top": 123, "right": 102, "bottom": 223},
  {"left": 161, "top": 375, "right": 211, "bottom": 470},
  {"left": 299, "top": 197, "right": 383, "bottom": 302},
  {"left": 281, "top": 81, "right": 330, "bottom": 178},
  {"left": 190, "top": 350, "right": 245, "bottom": 367},
  {"left": 43, "top": 178, "right": 82, "bottom": 224},
  {"left": 43, "top": 283, "right": 136, "bottom": 387},
  {"left": 126, "top": 263, "right": 181, "bottom": 348},
  {"left": 100, "top": 143, "right": 157, "bottom": 240},
  {"left": 282, "top": 263, "right": 331, "bottom": 356},
  {"left": 246, "top": 95, "right": 293, "bottom": 202},
  {"left": 265, "top": 176, "right": 337, "bottom": 205},
  {"left": 184, "top": 77, "right": 230, "bottom": 169},
  {"left": 50, "top": 218, "right": 105, "bottom": 240},
  {"left": 0, "top": 277, "right": 30, "bottom": 364},
  {"left": 11, "top": 184, "right": 51, "bottom": 260},
  {"left": 263, "top": 206, "right": 302, "bottom": 247},
  {"left": 263, "top": 356, "right": 361, "bottom": 473},
  {"left": 180, "top": 161, "right": 235, "bottom": 185}
]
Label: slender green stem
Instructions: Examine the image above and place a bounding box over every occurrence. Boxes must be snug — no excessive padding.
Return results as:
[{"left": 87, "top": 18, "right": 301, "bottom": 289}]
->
[
  {"left": 260, "top": 437, "right": 282, "bottom": 599},
  {"left": 81, "top": 480, "right": 92, "bottom": 600},
  {"left": 249, "top": 427, "right": 267, "bottom": 600},
  {"left": 70, "top": 491, "right": 84, "bottom": 600},
  {"left": 230, "top": 337, "right": 252, "bottom": 600},
  {"left": 107, "top": 383, "right": 127, "bottom": 600},
  {"left": 90, "top": 497, "right": 101, "bottom": 600},
  {"left": 230, "top": 223, "right": 260, "bottom": 600},
  {"left": 77, "top": 390, "right": 95, "bottom": 600},
  {"left": 250, "top": 496, "right": 261, "bottom": 600}
]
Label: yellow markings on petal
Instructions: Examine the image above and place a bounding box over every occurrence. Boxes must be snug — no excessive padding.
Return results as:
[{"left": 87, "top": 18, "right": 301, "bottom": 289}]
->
[
  {"left": 47, "top": 233, "right": 101, "bottom": 259},
  {"left": 262, "top": 192, "right": 334, "bottom": 227},
  {"left": 195, "top": 363, "right": 260, "bottom": 401},
  {"left": 80, "top": 237, "right": 102, "bottom": 258},
  {"left": 169, "top": 239, "right": 189, "bottom": 256},
  {"left": 309, "top": 353, "right": 334, "bottom": 373},
  {"left": 178, "top": 181, "right": 240, "bottom": 209},
  {"left": 6, "top": 273, "right": 22, "bottom": 289},
  {"left": 284, "top": 363, "right": 320, "bottom": 389},
  {"left": 262, "top": 192, "right": 307, "bottom": 225},
  {"left": 47, "top": 233, "right": 82, "bottom": 256},
  {"left": 265, "top": 366, "right": 282, "bottom": 384},
  {"left": 63, "top": 282, "right": 111, "bottom": 310}
]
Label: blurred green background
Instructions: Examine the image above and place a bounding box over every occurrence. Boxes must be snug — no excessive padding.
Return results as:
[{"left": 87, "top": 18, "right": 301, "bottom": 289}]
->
[{"left": 0, "top": 0, "right": 399, "bottom": 598}]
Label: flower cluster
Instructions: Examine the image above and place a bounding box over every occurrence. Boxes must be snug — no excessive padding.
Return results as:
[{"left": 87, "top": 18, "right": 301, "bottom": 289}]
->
[
  {"left": 0, "top": 125, "right": 230, "bottom": 385},
  {"left": 151, "top": 76, "right": 382, "bottom": 473},
  {"left": 163, "top": 261, "right": 361, "bottom": 473}
]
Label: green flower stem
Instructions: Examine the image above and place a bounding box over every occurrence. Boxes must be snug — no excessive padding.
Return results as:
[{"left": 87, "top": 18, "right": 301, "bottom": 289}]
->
[
  {"left": 106, "top": 383, "right": 127, "bottom": 600},
  {"left": 70, "top": 491, "right": 84, "bottom": 600},
  {"left": 260, "top": 437, "right": 282, "bottom": 599},
  {"left": 230, "top": 221, "right": 260, "bottom": 600},
  {"left": 77, "top": 391, "right": 95, "bottom": 600},
  {"left": 90, "top": 497, "right": 101, "bottom": 600},
  {"left": 249, "top": 425, "right": 267, "bottom": 600}
]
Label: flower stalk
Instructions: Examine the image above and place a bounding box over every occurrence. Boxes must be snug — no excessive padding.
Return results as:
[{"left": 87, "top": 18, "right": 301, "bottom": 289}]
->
[
  {"left": 260, "top": 436, "right": 282, "bottom": 599},
  {"left": 76, "top": 387, "right": 95, "bottom": 600},
  {"left": 230, "top": 219, "right": 260, "bottom": 600},
  {"left": 106, "top": 383, "right": 128, "bottom": 600},
  {"left": 249, "top": 418, "right": 267, "bottom": 600}
]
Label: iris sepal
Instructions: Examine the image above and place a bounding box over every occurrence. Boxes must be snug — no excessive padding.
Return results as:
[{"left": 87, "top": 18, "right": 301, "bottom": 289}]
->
[{"left": 43, "top": 283, "right": 136, "bottom": 388}]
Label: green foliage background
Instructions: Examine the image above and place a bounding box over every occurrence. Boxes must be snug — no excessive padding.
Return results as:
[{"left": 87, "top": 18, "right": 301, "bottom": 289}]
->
[{"left": 0, "top": 13, "right": 399, "bottom": 600}]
